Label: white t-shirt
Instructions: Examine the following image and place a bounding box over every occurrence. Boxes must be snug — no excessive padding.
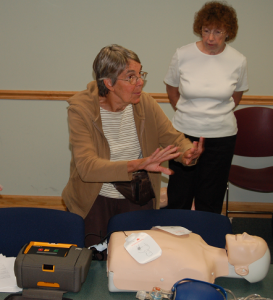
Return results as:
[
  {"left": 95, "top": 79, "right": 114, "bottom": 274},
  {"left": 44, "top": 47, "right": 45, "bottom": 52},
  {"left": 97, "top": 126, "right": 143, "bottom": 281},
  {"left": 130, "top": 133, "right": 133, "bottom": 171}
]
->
[{"left": 164, "top": 42, "right": 249, "bottom": 138}]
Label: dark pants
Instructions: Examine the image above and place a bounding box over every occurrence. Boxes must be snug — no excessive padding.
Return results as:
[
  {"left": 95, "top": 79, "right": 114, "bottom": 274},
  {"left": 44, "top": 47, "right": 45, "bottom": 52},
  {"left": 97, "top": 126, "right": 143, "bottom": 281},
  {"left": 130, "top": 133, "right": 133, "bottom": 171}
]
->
[
  {"left": 167, "top": 134, "right": 237, "bottom": 214},
  {"left": 84, "top": 194, "right": 153, "bottom": 249}
]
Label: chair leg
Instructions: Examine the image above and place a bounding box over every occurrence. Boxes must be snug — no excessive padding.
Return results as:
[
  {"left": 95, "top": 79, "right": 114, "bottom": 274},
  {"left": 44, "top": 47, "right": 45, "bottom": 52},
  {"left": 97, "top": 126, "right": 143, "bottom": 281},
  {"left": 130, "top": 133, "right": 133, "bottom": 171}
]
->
[{"left": 226, "top": 182, "right": 229, "bottom": 218}]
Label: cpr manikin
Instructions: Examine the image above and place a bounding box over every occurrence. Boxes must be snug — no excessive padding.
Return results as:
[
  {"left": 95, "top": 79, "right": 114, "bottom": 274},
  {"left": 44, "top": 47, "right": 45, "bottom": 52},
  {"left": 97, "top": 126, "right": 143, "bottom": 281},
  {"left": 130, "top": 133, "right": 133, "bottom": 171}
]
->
[{"left": 107, "top": 230, "right": 270, "bottom": 292}]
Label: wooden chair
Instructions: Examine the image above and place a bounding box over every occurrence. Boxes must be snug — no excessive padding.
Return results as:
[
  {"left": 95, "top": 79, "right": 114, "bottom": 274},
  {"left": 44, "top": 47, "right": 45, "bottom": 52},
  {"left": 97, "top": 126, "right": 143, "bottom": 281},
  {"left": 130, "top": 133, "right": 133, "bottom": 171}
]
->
[{"left": 226, "top": 107, "right": 273, "bottom": 217}]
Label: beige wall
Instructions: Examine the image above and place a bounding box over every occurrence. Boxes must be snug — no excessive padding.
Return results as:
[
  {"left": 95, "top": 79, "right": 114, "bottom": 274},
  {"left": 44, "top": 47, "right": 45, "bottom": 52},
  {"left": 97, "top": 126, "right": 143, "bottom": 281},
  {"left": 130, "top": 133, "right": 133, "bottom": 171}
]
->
[{"left": 0, "top": 0, "right": 272, "bottom": 204}]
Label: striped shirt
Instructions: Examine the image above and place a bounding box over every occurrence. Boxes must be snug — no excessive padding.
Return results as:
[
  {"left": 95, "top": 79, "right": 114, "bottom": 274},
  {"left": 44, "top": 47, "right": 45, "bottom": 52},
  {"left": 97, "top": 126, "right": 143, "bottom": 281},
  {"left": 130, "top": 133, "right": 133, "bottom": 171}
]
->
[{"left": 99, "top": 104, "right": 141, "bottom": 199}]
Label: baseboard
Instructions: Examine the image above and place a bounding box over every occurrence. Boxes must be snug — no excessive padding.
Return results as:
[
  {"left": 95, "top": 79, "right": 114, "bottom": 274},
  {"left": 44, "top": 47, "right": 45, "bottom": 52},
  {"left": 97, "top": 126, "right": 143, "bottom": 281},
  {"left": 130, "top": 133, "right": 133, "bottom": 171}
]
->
[
  {"left": 222, "top": 202, "right": 273, "bottom": 218},
  {"left": 0, "top": 195, "right": 272, "bottom": 218},
  {"left": 0, "top": 195, "right": 66, "bottom": 211}
]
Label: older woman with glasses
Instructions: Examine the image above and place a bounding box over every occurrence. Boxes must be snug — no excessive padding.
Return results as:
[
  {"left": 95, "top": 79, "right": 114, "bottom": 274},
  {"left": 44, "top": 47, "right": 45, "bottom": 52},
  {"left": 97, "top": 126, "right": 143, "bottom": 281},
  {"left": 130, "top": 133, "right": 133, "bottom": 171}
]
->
[
  {"left": 62, "top": 44, "right": 203, "bottom": 250},
  {"left": 164, "top": 1, "right": 248, "bottom": 214}
]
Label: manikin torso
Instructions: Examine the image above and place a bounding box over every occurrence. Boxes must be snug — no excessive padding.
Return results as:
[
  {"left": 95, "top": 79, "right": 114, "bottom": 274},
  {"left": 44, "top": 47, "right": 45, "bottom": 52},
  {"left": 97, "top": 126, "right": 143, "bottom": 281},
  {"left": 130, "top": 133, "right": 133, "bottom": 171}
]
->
[{"left": 107, "top": 230, "right": 229, "bottom": 291}]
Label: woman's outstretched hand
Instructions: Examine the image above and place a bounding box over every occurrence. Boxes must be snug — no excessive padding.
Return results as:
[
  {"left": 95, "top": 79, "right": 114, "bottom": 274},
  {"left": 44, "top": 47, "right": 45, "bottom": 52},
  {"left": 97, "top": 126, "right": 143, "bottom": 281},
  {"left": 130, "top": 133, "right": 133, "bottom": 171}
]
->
[
  {"left": 128, "top": 145, "right": 180, "bottom": 175},
  {"left": 128, "top": 138, "right": 204, "bottom": 175},
  {"left": 182, "top": 137, "right": 205, "bottom": 165}
]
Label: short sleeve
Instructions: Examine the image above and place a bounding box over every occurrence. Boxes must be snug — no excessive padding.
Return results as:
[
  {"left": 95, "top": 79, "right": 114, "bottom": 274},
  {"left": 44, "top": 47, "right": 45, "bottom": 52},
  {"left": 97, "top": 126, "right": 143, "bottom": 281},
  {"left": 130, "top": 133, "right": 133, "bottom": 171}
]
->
[
  {"left": 164, "top": 49, "right": 180, "bottom": 87},
  {"left": 235, "top": 57, "right": 249, "bottom": 92}
]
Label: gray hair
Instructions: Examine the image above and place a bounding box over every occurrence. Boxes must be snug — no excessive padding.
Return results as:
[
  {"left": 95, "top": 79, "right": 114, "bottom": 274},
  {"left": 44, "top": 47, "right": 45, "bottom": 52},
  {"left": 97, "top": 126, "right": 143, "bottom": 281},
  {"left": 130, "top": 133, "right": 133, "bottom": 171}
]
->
[{"left": 93, "top": 44, "right": 141, "bottom": 97}]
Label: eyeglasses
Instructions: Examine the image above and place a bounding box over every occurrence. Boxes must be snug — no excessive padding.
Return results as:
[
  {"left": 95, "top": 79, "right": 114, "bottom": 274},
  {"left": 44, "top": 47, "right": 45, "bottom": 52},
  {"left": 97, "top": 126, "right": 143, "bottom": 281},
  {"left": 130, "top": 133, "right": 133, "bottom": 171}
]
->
[
  {"left": 202, "top": 28, "right": 226, "bottom": 38},
  {"left": 117, "top": 71, "right": 148, "bottom": 85}
]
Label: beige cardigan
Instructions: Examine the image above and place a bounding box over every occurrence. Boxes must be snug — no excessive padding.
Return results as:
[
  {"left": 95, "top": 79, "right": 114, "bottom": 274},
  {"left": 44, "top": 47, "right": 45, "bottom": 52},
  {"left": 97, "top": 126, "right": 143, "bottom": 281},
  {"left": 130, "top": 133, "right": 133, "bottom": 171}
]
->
[{"left": 62, "top": 81, "right": 193, "bottom": 218}]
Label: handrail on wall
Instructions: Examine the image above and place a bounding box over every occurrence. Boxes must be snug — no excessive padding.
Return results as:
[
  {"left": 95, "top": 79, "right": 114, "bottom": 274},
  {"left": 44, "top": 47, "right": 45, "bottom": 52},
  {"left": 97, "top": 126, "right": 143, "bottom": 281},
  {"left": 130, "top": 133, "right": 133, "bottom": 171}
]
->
[{"left": 0, "top": 90, "right": 273, "bottom": 105}]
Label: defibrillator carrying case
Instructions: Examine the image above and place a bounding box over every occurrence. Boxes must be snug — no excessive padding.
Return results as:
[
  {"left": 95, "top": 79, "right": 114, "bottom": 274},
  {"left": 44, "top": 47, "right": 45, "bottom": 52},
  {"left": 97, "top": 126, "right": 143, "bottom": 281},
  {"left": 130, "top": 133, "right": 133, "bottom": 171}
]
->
[{"left": 8, "top": 241, "right": 92, "bottom": 300}]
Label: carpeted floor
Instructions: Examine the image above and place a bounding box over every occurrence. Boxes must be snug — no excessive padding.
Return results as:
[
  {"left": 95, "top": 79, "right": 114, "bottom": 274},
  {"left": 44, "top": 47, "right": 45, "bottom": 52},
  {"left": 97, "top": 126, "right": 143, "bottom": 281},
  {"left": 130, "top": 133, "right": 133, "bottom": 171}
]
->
[{"left": 231, "top": 217, "right": 273, "bottom": 263}]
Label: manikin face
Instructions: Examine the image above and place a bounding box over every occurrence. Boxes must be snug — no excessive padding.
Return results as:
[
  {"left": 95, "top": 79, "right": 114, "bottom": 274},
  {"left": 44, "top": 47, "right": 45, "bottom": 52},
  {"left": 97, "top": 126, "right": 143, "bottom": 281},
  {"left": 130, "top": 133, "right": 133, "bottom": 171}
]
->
[{"left": 226, "top": 232, "right": 268, "bottom": 276}]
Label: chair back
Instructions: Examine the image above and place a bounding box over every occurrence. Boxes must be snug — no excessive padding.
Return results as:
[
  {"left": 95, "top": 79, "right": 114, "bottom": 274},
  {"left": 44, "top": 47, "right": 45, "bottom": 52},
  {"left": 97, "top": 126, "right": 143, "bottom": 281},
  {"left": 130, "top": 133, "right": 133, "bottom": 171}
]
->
[
  {"left": 0, "top": 207, "right": 85, "bottom": 257},
  {"left": 107, "top": 209, "right": 232, "bottom": 249},
  {"left": 234, "top": 107, "right": 273, "bottom": 157}
]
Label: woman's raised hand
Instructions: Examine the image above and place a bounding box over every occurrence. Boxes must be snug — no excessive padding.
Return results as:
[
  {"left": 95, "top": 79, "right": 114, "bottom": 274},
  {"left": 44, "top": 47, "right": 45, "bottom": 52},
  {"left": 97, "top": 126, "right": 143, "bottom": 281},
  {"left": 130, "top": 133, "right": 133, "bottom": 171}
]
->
[
  {"left": 128, "top": 138, "right": 204, "bottom": 175},
  {"left": 182, "top": 137, "right": 205, "bottom": 166},
  {"left": 128, "top": 145, "right": 180, "bottom": 175}
]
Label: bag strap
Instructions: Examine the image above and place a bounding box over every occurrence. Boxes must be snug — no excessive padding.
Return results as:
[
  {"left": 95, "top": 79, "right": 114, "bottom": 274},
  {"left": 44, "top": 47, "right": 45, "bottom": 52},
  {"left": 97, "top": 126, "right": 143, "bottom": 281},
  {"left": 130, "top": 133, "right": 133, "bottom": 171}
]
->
[
  {"left": 171, "top": 278, "right": 227, "bottom": 299},
  {"left": 22, "top": 289, "right": 68, "bottom": 300}
]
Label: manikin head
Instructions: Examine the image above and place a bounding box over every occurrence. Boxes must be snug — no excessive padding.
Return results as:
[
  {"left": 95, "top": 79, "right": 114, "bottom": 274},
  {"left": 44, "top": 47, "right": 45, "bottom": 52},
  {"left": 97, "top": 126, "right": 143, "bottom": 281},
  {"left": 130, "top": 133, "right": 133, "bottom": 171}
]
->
[{"left": 226, "top": 232, "right": 270, "bottom": 282}]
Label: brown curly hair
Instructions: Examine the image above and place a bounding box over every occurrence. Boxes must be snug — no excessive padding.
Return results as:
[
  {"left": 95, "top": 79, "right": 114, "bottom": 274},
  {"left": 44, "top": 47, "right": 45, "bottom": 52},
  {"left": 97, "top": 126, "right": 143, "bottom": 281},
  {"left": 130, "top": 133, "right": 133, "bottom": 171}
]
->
[{"left": 193, "top": 1, "right": 238, "bottom": 42}]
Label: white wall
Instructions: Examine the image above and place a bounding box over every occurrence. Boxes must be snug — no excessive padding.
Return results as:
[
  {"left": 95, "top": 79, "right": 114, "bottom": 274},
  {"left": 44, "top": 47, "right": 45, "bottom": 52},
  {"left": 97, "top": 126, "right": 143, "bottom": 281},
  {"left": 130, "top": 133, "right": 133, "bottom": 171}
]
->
[{"left": 0, "top": 0, "right": 272, "bottom": 203}]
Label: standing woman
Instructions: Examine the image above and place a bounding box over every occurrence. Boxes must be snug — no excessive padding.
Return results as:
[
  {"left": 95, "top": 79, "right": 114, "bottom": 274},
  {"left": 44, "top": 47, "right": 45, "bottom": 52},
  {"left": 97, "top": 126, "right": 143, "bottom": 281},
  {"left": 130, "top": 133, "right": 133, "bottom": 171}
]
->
[{"left": 164, "top": 1, "right": 248, "bottom": 214}]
